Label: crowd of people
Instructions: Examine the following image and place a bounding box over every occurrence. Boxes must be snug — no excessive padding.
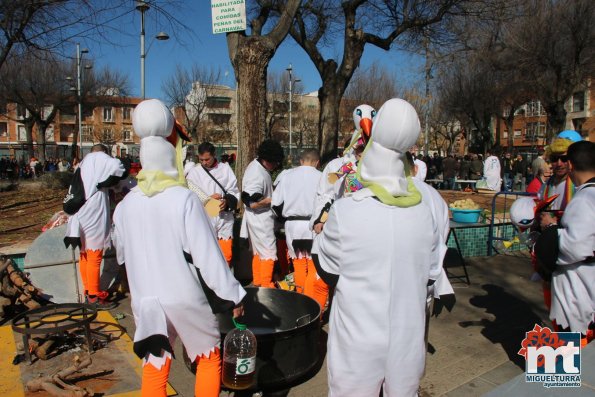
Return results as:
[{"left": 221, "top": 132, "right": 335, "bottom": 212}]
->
[
  {"left": 415, "top": 149, "right": 547, "bottom": 192},
  {"left": 0, "top": 156, "right": 78, "bottom": 180},
  {"left": 39, "top": 96, "right": 593, "bottom": 396}
]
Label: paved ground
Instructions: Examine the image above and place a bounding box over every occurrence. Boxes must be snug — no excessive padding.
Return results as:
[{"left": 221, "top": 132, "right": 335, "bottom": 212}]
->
[{"left": 108, "top": 250, "right": 563, "bottom": 397}]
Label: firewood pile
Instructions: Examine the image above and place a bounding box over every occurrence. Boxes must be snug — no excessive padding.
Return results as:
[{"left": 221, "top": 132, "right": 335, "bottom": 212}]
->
[{"left": 0, "top": 255, "right": 45, "bottom": 321}]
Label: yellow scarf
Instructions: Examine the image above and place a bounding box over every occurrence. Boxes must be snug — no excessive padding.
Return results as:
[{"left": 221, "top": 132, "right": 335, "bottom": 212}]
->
[
  {"left": 356, "top": 137, "right": 422, "bottom": 207},
  {"left": 137, "top": 138, "right": 187, "bottom": 197}
]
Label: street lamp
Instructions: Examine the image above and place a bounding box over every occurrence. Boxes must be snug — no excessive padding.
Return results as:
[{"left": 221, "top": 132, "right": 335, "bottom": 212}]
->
[
  {"left": 136, "top": 1, "right": 169, "bottom": 99},
  {"left": 286, "top": 64, "right": 301, "bottom": 161},
  {"left": 67, "top": 44, "right": 91, "bottom": 159}
]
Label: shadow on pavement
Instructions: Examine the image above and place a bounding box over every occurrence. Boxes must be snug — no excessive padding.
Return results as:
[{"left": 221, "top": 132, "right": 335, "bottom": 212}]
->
[{"left": 460, "top": 283, "right": 545, "bottom": 370}]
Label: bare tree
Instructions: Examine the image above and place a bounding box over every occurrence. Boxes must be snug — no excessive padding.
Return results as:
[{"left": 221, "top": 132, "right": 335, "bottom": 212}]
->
[
  {"left": 0, "top": 53, "right": 71, "bottom": 161},
  {"left": 288, "top": 0, "right": 473, "bottom": 162},
  {"left": 162, "top": 64, "right": 222, "bottom": 142},
  {"left": 501, "top": 0, "right": 595, "bottom": 138},
  {"left": 92, "top": 67, "right": 132, "bottom": 97},
  {"left": 0, "top": 51, "right": 131, "bottom": 160},
  {"left": 265, "top": 70, "right": 304, "bottom": 141},
  {"left": 0, "top": 1, "right": 141, "bottom": 71},
  {"left": 93, "top": 126, "right": 121, "bottom": 155},
  {"left": 344, "top": 61, "right": 401, "bottom": 110},
  {"left": 435, "top": 55, "right": 498, "bottom": 154},
  {"left": 226, "top": 0, "right": 301, "bottom": 183}
]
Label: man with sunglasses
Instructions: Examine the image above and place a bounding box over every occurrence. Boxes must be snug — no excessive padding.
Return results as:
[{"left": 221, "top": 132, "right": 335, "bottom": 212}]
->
[
  {"left": 535, "top": 140, "right": 595, "bottom": 346},
  {"left": 535, "top": 130, "right": 583, "bottom": 325},
  {"left": 539, "top": 131, "right": 583, "bottom": 227}
]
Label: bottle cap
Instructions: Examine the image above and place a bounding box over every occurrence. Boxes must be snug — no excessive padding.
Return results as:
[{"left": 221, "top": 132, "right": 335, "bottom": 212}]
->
[{"left": 232, "top": 317, "right": 247, "bottom": 331}]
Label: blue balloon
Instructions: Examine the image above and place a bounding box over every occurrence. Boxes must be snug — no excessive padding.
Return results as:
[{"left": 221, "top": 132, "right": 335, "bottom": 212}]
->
[{"left": 557, "top": 130, "right": 583, "bottom": 142}]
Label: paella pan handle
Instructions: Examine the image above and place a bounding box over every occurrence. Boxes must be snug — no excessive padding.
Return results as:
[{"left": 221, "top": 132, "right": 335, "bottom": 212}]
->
[{"left": 295, "top": 314, "right": 311, "bottom": 328}]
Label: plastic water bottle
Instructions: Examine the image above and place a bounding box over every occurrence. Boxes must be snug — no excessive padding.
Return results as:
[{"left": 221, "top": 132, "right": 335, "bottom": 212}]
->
[{"left": 222, "top": 319, "right": 257, "bottom": 390}]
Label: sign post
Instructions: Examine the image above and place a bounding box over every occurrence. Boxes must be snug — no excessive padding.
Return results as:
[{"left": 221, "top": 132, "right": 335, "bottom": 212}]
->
[{"left": 211, "top": 1, "right": 247, "bottom": 34}]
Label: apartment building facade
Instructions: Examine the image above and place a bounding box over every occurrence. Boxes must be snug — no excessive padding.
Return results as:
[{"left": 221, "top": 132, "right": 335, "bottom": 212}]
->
[
  {"left": 496, "top": 81, "right": 594, "bottom": 150},
  {"left": 0, "top": 96, "right": 143, "bottom": 161}
]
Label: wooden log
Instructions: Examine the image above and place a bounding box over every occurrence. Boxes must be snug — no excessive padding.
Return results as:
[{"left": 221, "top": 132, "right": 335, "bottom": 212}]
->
[
  {"left": 26, "top": 356, "right": 93, "bottom": 397},
  {"left": 34, "top": 338, "right": 56, "bottom": 360}
]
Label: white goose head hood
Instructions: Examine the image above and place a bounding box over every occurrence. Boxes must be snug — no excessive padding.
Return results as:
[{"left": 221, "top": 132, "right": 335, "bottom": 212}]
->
[
  {"left": 133, "top": 99, "right": 187, "bottom": 196},
  {"left": 133, "top": 99, "right": 177, "bottom": 178},
  {"left": 354, "top": 98, "right": 422, "bottom": 207}
]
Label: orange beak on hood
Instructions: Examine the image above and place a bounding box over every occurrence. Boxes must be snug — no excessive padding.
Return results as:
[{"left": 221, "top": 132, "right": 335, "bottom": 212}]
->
[
  {"left": 534, "top": 194, "right": 558, "bottom": 214},
  {"left": 166, "top": 120, "right": 191, "bottom": 147},
  {"left": 359, "top": 118, "right": 373, "bottom": 143}
]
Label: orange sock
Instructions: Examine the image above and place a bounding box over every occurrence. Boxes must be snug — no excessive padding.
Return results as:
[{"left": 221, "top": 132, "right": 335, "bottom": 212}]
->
[
  {"left": 194, "top": 348, "right": 221, "bottom": 397},
  {"left": 304, "top": 259, "right": 329, "bottom": 311},
  {"left": 260, "top": 258, "right": 275, "bottom": 288},
  {"left": 218, "top": 239, "right": 233, "bottom": 266},
  {"left": 292, "top": 257, "right": 308, "bottom": 294},
  {"left": 85, "top": 249, "right": 103, "bottom": 296},
  {"left": 252, "top": 255, "right": 261, "bottom": 286},
  {"left": 141, "top": 356, "right": 172, "bottom": 397},
  {"left": 78, "top": 251, "right": 89, "bottom": 295}
]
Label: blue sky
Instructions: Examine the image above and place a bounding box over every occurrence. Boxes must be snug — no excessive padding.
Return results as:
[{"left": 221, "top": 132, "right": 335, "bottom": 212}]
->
[{"left": 81, "top": 2, "right": 424, "bottom": 101}]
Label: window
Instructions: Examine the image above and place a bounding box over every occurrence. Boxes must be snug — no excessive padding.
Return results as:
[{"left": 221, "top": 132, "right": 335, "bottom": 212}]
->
[
  {"left": 514, "top": 129, "right": 522, "bottom": 137},
  {"left": 17, "top": 105, "right": 27, "bottom": 120},
  {"left": 123, "top": 129, "right": 132, "bottom": 141},
  {"left": 41, "top": 106, "right": 54, "bottom": 119},
  {"left": 525, "top": 122, "right": 546, "bottom": 141},
  {"left": 0, "top": 122, "right": 7, "bottom": 137},
  {"left": 60, "top": 124, "right": 74, "bottom": 141},
  {"left": 209, "top": 113, "right": 231, "bottom": 125},
  {"left": 82, "top": 125, "right": 93, "bottom": 142},
  {"left": 525, "top": 101, "right": 544, "bottom": 117},
  {"left": 123, "top": 107, "right": 132, "bottom": 120},
  {"left": 572, "top": 91, "right": 585, "bottom": 112},
  {"left": 503, "top": 130, "right": 508, "bottom": 138},
  {"left": 103, "top": 107, "right": 114, "bottom": 122},
  {"left": 206, "top": 96, "right": 232, "bottom": 109},
  {"left": 45, "top": 125, "right": 55, "bottom": 142},
  {"left": 17, "top": 125, "right": 27, "bottom": 141},
  {"left": 103, "top": 128, "right": 114, "bottom": 141}
]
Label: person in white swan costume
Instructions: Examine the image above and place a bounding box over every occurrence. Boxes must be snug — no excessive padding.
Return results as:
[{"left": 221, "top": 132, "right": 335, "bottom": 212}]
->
[
  {"left": 313, "top": 98, "right": 440, "bottom": 396},
  {"left": 112, "top": 99, "right": 245, "bottom": 397}
]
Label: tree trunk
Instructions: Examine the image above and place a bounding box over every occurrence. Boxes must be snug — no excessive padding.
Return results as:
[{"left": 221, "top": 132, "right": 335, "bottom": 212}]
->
[
  {"left": 24, "top": 122, "right": 35, "bottom": 159},
  {"left": 36, "top": 125, "right": 47, "bottom": 163},
  {"left": 543, "top": 101, "right": 567, "bottom": 142},
  {"left": 317, "top": 83, "right": 343, "bottom": 164},
  {"left": 505, "top": 115, "right": 514, "bottom": 152},
  {"left": 229, "top": 37, "right": 274, "bottom": 189}
]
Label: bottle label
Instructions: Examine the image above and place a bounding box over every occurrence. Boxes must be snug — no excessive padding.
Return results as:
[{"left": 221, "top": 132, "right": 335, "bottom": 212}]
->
[{"left": 236, "top": 356, "right": 256, "bottom": 375}]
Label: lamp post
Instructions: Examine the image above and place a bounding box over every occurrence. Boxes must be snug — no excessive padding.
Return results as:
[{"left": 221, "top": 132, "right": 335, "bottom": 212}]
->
[
  {"left": 69, "top": 44, "right": 89, "bottom": 159},
  {"left": 286, "top": 64, "right": 301, "bottom": 161},
  {"left": 423, "top": 36, "right": 433, "bottom": 157},
  {"left": 136, "top": 1, "right": 169, "bottom": 99}
]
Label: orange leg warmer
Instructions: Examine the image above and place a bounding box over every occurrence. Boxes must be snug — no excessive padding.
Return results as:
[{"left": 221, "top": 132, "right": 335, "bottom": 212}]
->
[
  {"left": 304, "top": 259, "right": 329, "bottom": 311},
  {"left": 252, "top": 255, "right": 261, "bottom": 287},
  {"left": 78, "top": 251, "right": 89, "bottom": 295},
  {"left": 141, "top": 356, "right": 172, "bottom": 397},
  {"left": 194, "top": 348, "right": 221, "bottom": 397},
  {"left": 260, "top": 258, "right": 276, "bottom": 288},
  {"left": 292, "top": 257, "right": 308, "bottom": 294},
  {"left": 218, "top": 239, "right": 233, "bottom": 267},
  {"left": 79, "top": 249, "right": 103, "bottom": 296}
]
